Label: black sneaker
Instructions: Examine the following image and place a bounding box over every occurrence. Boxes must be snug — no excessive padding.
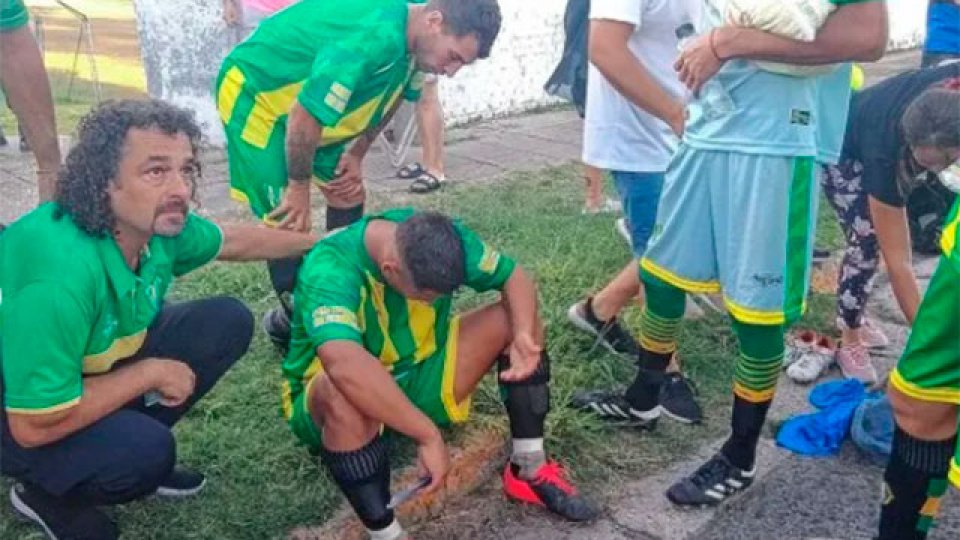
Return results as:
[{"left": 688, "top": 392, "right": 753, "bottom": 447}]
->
[
  {"left": 659, "top": 372, "right": 703, "bottom": 424},
  {"left": 156, "top": 467, "right": 206, "bottom": 498},
  {"left": 569, "top": 389, "right": 659, "bottom": 429},
  {"left": 567, "top": 299, "right": 640, "bottom": 357},
  {"left": 665, "top": 453, "right": 755, "bottom": 507},
  {"left": 261, "top": 307, "right": 291, "bottom": 355},
  {"left": 10, "top": 483, "right": 118, "bottom": 540}
]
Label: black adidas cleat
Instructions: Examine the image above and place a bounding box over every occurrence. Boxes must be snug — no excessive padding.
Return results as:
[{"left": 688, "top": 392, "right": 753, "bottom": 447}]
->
[
  {"left": 666, "top": 453, "right": 755, "bottom": 507},
  {"left": 570, "top": 389, "right": 660, "bottom": 429},
  {"left": 659, "top": 373, "right": 703, "bottom": 424}
]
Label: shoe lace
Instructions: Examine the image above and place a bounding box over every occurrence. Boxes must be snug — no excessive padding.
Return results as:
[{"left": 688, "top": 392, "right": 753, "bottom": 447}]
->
[
  {"left": 533, "top": 461, "right": 576, "bottom": 495},
  {"left": 688, "top": 456, "right": 730, "bottom": 489}
]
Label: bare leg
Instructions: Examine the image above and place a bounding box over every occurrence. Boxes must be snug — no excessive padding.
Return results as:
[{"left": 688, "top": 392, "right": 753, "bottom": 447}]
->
[
  {"left": 582, "top": 163, "right": 604, "bottom": 211},
  {"left": 591, "top": 262, "right": 642, "bottom": 322},
  {"left": 416, "top": 79, "right": 444, "bottom": 179}
]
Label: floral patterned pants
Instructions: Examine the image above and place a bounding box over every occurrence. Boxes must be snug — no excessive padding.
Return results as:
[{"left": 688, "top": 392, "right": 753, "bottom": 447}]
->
[{"left": 820, "top": 160, "right": 881, "bottom": 330}]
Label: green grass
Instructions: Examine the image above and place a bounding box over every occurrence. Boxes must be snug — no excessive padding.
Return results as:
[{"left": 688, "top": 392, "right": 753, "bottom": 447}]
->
[{"left": 0, "top": 165, "right": 842, "bottom": 539}]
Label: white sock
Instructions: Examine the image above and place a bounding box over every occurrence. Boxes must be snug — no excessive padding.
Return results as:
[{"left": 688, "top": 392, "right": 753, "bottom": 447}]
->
[
  {"left": 368, "top": 519, "right": 405, "bottom": 540},
  {"left": 511, "top": 438, "right": 546, "bottom": 479}
]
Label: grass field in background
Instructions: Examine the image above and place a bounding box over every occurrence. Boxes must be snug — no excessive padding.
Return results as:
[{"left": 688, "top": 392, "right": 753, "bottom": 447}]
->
[{"left": 0, "top": 165, "right": 844, "bottom": 539}]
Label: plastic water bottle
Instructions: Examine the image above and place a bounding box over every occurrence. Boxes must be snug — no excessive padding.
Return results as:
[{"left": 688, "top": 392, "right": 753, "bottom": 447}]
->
[{"left": 676, "top": 23, "right": 734, "bottom": 120}]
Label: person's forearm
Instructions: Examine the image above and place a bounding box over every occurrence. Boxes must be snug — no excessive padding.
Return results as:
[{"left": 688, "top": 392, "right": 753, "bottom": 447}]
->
[
  {"left": 218, "top": 224, "right": 318, "bottom": 261},
  {"left": 589, "top": 25, "right": 683, "bottom": 128},
  {"left": 888, "top": 264, "right": 921, "bottom": 324},
  {"left": 712, "top": 3, "right": 887, "bottom": 65},
  {"left": 7, "top": 361, "right": 156, "bottom": 448},
  {"left": 286, "top": 102, "right": 323, "bottom": 183},
  {"left": 1, "top": 27, "right": 60, "bottom": 202},
  {"left": 321, "top": 343, "right": 439, "bottom": 443},
  {"left": 502, "top": 267, "right": 541, "bottom": 343},
  {"left": 349, "top": 97, "right": 403, "bottom": 158}
]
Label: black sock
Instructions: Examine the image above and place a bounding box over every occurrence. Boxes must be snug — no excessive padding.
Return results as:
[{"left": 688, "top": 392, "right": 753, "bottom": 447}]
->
[
  {"left": 624, "top": 351, "right": 671, "bottom": 412},
  {"left": 321, "top": 435, "right": 394, "bottom": 531},
  {"left": 498, "top": 352, "right": 550, "bottom": 439},
  {"left": 326, "top": 204, "right": 364, "bottom": 232},
  {"left": 878, "top": 427, "right": 954, "bottom": 540},
  {"left": 720, "top": 396, "right": 772, "bottom": 471}
]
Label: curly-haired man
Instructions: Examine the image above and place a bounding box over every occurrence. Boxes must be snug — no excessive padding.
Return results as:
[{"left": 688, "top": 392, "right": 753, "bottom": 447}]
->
[{"left": 0, "top": 99, "right": 317, "bottom": 540}]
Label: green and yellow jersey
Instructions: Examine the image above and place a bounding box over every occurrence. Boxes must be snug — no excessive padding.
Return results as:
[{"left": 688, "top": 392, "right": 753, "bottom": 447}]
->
[
  {"left": 281, "top": 208, "right": 515, "bottom": 420},
  {"left": 217, "top": 0, "right": 425, "bottom": 217}
]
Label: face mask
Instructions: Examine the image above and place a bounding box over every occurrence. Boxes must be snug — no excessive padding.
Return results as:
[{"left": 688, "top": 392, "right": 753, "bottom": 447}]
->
[{"left": 939, "top": 160, "right": 960, "bottom": 194}]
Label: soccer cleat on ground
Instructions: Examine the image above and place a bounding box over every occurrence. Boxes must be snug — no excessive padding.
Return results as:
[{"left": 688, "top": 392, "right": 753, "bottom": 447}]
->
[
  {"left": 659, "top": 373, "right": 703, "bottom": 424},
  {"left": 570, "top": 389, "right": 660, "bottom": 429},
  {"left": 156, "top": 467, "right": 206, "bottom": 498},
  {"left": 666, "top": 453, "right": 755, "bottom": 507},
  {"left": 503, "top": 460, "right": 600, "bottom": 522},
  {"left": 10, "top": 483, "right": 119, "bottom": 540}
]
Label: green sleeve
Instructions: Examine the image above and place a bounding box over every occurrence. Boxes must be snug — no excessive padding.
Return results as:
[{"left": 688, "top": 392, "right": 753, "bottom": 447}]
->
[
  {"left": 0, "top": 0, "right": 29, "bottom": 33},
  {"left": 297, "top": 256, "right": 366, "bottom": 348},
  {"left": 170, "top": 214, "right": 224, "bottom": 277},
  {"left": 298, "top": 39, "right": 385, "bottom": 127},
  {"left": 942, "top": 198, "right": 960, "bottom": 274},
  {"left": 403, "top": 71, "right": 425, "bottom": 102},
  {"left": 456, "top": 222, "right": 516, "bottom": 293},
  {"left": 2, "top": 283, "right": 89, "bottom": 413}
]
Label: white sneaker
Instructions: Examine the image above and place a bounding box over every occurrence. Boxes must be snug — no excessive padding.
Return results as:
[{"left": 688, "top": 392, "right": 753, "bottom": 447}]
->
[
  {"left": 784, "top": 329, "right": 818, "bottom": 368},
  {"left": 582, "top": 197, "right": 622, "bottom": 215},
  {"left": 787, "top": 335, "right": 835, "bottom": 384}
]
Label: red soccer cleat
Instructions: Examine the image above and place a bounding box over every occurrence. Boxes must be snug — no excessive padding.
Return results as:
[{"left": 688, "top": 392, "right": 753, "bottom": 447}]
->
[{"left": 502, "top": 460, "right": 599, "bottom": 522}]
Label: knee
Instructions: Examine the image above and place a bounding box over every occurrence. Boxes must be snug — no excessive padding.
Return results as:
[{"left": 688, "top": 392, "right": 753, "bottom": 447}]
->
[
  {"left": 210, "top": 296, "right": 255, "bottom": 357},
  {"left": 311, "top": 376, "right": 363, "bottom": 429},
  {"left": 889, "top": 387, "right": 957, "bottom": 439}
]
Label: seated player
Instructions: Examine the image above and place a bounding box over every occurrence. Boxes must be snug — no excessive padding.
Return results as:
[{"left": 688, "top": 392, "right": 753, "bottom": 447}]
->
[{"left": 282, "top": 209, "right": 598, "bottom": 539}]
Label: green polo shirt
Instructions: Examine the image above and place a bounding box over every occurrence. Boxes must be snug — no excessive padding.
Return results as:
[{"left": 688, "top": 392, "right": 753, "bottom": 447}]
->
[{"left": 0, "top": 203, "right": 223, "bottom": 414}]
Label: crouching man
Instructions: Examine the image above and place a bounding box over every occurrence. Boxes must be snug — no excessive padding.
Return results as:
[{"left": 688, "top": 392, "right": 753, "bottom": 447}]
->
[
  {"left": 283, "top": 208, "right": 599, "bottom": 539},
  {"left": 0, "top": 99, "right": 318, "bottom": 540}
]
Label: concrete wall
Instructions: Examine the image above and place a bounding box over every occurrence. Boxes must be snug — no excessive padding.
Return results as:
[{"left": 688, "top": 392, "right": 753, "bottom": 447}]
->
[{"left": 133, "top": 0, "right": 929, "bottom": 146}]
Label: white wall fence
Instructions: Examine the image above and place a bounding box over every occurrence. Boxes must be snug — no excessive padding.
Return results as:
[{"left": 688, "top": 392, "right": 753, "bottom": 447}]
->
[{"left": 132, "top": 0, "right": 929, "bottom": 146}]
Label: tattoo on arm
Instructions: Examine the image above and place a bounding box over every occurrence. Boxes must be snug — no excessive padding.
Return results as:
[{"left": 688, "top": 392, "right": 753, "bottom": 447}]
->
[{"left": 286, "top": 130, "right": 315, "bottom": 183}]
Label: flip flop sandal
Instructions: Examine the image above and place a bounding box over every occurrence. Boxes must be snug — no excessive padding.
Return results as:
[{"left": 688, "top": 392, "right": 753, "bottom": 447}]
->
[
  {"left": 409, "top": 171, "right": 443, "bottom": 193},
  {"left": 397, "top": 162, "right": 425, "bottom": 179}
]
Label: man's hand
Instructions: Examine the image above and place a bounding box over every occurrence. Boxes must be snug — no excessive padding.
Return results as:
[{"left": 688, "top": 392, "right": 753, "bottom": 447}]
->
[
  {"left": 145, "top": 358, "right": 196, "bottom": 407},
  {"left": 416, "top": 430, "right": 450, "bottom": 495},
  {"left": 267, "top": 181, "right": 312, "bottom": 231},
  {"left": 499, "top": 331, "right": 542, "bottom": 382},
  {"left": 319, "top": 152, "right": 365, "bottom": 205},
  {"left": 675, "top": 29, "right": 725, "bottom": 96}
]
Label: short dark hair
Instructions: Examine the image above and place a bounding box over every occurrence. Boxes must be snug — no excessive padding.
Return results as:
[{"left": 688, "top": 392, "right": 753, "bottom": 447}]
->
[
  {"left": 430, "top": 0, "right": 502, "bottom": 59},
  {"left": 395, "top": 212, "right": 465, "bottom": 295},
  {"left": 55, "top": 99, "right": 202, "bottom": 237},
  {"left": 902, "top": 83, "right": 960, "bottom": 149}
]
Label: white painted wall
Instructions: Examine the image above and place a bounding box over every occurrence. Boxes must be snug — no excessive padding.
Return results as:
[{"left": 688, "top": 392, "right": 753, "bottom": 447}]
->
[{"left": 132, "top": 0, "right": 929, "bottom": 146}]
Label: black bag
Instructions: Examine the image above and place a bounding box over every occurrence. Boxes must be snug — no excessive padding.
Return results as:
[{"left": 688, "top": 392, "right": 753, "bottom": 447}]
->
[
  {"left": 906, "top": 173, "right": 956, "bottom": 254},
  {"left": 544, "top": 0, "right": 590, "bottom": 118}
]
